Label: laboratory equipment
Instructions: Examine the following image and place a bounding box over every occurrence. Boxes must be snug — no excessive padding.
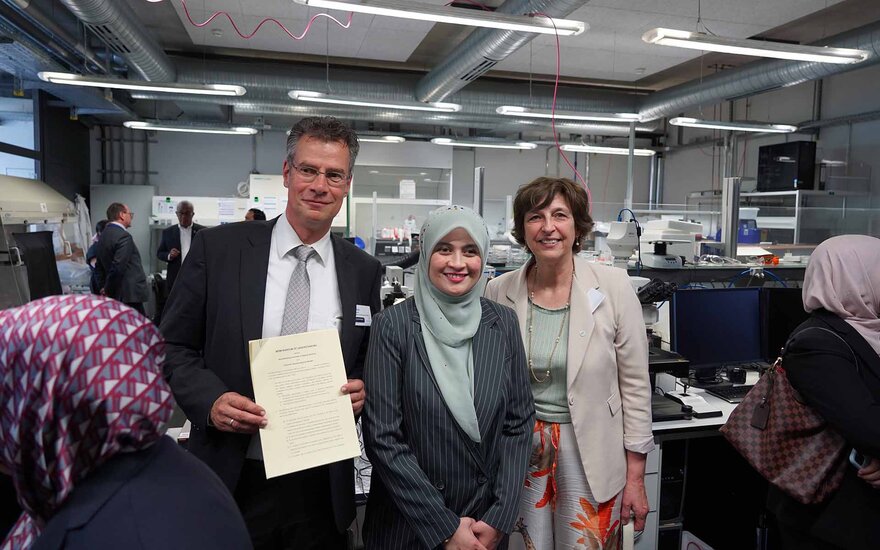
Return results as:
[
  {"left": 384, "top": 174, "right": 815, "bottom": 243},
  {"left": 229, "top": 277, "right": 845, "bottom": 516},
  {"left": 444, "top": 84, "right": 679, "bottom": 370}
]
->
[
  {"left": 0, "top": 175, "right": 76, "bottom": 309},
  {"left": 640, "top": 219, "right": 702, "bottom": 269}
]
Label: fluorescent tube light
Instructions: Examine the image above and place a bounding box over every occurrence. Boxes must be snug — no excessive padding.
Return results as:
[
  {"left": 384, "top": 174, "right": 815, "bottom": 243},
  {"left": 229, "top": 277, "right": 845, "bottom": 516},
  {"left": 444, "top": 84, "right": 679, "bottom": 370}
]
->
[
  {"left": 642, "top": 28, "right": 869, "bottom": 65},
  {"left": 669, "top": 117, "right": 798, "bottom": 133},
  {"left": 292, "top": 0, "right": 586, "bottom": 36},
  {"left": 123, "top": 121, "right": 258, "bottom": 135},
  {"left": 38, "top": 72, "right": 246, "bottom": 96},
  {"left": 560, "top": 144, "right": 656, "bottom": 156},
  {"left": 289, "top": 90, "right": 460, "bottom": 112},
  {"left": 359, "top": 135, "right": 406, "bottom": 143},
  {"left": 496, "top": 105, "right": 641, "bottom": 122},
  {"left": 431, "top": 138, "right": 537, "bottom": 150}
]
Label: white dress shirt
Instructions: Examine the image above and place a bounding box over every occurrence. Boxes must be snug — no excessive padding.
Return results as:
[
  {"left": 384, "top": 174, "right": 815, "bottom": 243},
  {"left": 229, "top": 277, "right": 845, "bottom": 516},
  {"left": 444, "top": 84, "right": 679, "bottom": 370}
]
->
[
  {"left": 261, "top": 214, "right": 343, "bottom": 338},
  {"left": 249, "top": 214, "right": 343, "bottom": 459},
  {"left": 179, "top": 224, "right": 193, "bottom": 262}
]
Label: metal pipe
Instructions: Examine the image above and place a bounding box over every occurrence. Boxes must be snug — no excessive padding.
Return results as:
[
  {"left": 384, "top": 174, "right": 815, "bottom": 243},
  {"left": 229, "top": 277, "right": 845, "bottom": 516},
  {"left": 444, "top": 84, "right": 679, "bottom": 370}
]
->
[
  {"left": 721, "top": 177, "right": 741, "bottom": 258},
  {"left": 415, "top": 0, "right": 588, "bottom": 102},
  {"left": 655, "top": 156, "right": 665, "bottom": 207},
  {"left": 625, "top": 122, "right": 635, "bottom": 210},
  {"left": 0, "top": 0, "right": 104, "bottom": 72},
  {"left": 59, "top": 0, "right": 176, "bottom": 81}
]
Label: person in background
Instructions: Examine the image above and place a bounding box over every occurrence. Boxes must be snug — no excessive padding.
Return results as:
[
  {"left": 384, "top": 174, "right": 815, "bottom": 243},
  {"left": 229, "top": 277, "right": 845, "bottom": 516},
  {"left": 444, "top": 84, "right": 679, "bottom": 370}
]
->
[
  {"left": 86, "top": 219, "right": 108, "bottom": 294},
  {"left": 245, "top": 208, "right": 267, "bottom": 221},
  {"left": 485, "top": 177, "right": 654, "bottom": 549},
  {"left": 363, "top": 206, "right": 535, "bottom": 550},
  {"left": 157, "top": 200, "right": 205, "bottom": 291},
  {"left": 95, "top": 202, "right": 149, "bottom": 314},
  {"left": 766, "top": 234, "right": 880, "bottom": 550},
  {"left": 161, "top": 116, "right": 382, "bottom": 549},
  {"left": 0, "top": 295, "right": 251, "bottom": 550}
]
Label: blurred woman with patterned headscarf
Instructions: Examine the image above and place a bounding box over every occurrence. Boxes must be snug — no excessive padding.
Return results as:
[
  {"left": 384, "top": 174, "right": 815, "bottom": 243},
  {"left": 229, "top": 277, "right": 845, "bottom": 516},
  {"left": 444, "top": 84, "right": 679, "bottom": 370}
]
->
[
  {"left": 767, "top": 235, "right": 880, "bottom": 550},
  {"left": 0, "top": 295, "right": 251, "bottom": 550}
]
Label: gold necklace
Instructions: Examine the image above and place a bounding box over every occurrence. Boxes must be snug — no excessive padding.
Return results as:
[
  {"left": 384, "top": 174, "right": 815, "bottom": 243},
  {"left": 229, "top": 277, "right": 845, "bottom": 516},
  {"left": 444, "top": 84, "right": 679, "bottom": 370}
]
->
[{"left": 526, "top": 262, "right": 574, "bottom": 383}]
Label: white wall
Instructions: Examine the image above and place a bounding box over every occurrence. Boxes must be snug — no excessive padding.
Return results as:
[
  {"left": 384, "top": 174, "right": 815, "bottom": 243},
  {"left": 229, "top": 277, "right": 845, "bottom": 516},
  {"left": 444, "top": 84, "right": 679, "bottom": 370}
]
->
[{"left": 89, "top": 128, "right": 453, "bottom": 197}]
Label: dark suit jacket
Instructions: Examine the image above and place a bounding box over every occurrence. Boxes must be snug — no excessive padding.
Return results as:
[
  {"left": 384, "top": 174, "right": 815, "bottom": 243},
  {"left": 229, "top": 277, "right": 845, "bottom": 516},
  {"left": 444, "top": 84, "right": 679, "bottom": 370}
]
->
[
  {"left": 766, "top": 310, "right": 880, "bottom": 550},
  {"left": 95, "top": 223, "right": 148, "bottom": 304},
  {"left": 160, "top": 219, "right": 382, "bottom": 533},
  {"left": 33, "top": 437, "right": 251, "bottom": 550},
  {"left": 362, "top": 298, "right": 535, "bottom": 549},
  {"left": 156, "top": 223, "right": 205, "bottom": 289}
]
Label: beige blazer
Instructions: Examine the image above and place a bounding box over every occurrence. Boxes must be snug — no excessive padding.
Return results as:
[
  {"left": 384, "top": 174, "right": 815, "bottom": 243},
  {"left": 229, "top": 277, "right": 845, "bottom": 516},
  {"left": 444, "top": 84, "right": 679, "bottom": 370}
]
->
[{"left": 485, "top": 255, "right": 654, "bottom": 502}]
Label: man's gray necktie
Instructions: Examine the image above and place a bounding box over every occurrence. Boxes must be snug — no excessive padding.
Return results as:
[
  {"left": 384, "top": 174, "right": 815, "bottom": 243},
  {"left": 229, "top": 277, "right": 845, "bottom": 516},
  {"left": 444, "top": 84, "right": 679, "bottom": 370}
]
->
[
  {"left": 281, "top": 245, "right": 317, "bottom": 335},
  {"left": 246, "top": 245, "right": 317, "bottom": 460}
]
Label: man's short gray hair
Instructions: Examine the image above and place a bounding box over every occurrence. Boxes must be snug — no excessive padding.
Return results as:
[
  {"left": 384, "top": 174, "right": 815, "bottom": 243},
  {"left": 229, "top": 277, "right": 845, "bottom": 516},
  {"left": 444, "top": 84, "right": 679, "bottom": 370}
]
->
[
  {"left": 176, "top": 200, "right": 194, "bottom": 214},
  {"left": 285, "top": 116, "right": 360, "bottom": 176}
]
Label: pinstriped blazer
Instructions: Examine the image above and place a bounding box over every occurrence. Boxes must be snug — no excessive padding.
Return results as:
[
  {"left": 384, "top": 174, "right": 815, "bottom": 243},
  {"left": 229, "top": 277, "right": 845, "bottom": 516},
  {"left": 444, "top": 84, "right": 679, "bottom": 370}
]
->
[{"left": 362, "top": 297, "right": 535, "bottom": 549}]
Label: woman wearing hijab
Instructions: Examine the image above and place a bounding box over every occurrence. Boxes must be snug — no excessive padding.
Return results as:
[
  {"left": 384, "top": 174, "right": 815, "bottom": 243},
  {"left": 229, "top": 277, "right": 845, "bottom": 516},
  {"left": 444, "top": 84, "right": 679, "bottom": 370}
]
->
[
  {"left": 767, "top": 235, "right": 880, "bottom": 550},
  {"left": 0, "top": 295, "right": 251, "bottom": 550},
  {"left": 363, "top": 206, "right": 535, "bottom": 550}
]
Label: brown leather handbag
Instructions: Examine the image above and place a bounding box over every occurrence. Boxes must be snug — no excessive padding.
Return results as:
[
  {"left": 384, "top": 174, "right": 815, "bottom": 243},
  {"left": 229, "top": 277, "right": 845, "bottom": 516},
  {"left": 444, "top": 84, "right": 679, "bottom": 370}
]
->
[{"left": 720, "top": 327, "right": 854, "bottom": 505}]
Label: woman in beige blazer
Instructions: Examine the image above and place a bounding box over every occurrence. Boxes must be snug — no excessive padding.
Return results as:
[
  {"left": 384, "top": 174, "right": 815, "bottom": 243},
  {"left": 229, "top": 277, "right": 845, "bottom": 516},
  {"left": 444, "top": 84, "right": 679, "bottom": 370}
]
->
[{"left": 485, "top": 177, "right": 654, "bottom": 549}]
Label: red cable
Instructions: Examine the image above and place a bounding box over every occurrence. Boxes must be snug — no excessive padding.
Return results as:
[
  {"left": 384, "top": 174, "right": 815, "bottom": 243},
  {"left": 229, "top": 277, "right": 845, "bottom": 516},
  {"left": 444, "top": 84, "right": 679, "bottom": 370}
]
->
[
  {"left": 529, "top": 12, "right": 593, "bottom": 213},
  {"left": 178, "top": 0, "right": 353, "bottom": 41}
]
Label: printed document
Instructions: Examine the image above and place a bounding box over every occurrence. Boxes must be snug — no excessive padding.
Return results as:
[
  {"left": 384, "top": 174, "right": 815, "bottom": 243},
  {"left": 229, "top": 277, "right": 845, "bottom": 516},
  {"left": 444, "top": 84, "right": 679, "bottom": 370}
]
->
[{"left": 249, "top": 328, "right": 360, "bottom": 478}]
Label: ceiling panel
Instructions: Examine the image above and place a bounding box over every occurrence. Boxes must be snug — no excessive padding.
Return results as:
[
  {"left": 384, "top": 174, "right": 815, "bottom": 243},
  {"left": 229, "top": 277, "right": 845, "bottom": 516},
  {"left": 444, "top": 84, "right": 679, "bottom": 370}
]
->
[{"left": 170, "top": 0, "right": 437, "bottom": 62}]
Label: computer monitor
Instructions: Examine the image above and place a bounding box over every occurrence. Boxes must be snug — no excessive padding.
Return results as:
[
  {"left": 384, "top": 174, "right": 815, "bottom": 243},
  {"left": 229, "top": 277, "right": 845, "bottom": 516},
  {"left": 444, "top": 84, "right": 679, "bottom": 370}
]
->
[
  {"left": 671, "top": 288, "right": 762, "bottom": 381},
  {"left": 760, "top": 287, "right": 809, "bottom": 361}
]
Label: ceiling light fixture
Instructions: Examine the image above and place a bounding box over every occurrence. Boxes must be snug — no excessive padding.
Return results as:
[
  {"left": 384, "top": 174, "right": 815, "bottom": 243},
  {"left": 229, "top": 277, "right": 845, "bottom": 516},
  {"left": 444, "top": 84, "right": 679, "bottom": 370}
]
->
[
  {"left": 669, "top": 117, "right": 798, "bottom": 133},
  {"left": 560, "top": 144, "right": 656, "bottom": 156},
  {"left": 431, "top": 138, "right": 537, "bottom": 150},
  {"left": 123, "top": 121, "right": 258, "bottom": 135},
  {"left": 359, "top": 135, "right": 406, "bottom": 143},
  {"left": 292, "top": 0, "right": 586, "bottom": 36},
  {"left": 496, "top": 105, "right": 641, "bottom": 122},
  {"left": 289, "top": 90, "right": 461, "bottom": 112},
  {"left": 642, "top": 28, "right": 869, "bottom": 65},
  {"left": 38, "top": 72, "right": 246, "bottom": 96}
]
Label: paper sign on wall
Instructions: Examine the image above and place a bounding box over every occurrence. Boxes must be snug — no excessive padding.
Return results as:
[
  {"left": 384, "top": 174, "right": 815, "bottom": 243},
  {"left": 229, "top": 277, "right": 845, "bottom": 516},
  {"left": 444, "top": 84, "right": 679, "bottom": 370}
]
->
[{"left": 399, "top": 179, "right": 416, "bottom": 199}]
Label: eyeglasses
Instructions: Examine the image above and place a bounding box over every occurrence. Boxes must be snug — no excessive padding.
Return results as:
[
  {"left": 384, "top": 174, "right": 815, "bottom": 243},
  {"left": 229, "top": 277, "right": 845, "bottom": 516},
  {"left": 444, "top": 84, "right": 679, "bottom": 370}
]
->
[{"left": 291, "top": 164, "right": 350, "bottom": 187}]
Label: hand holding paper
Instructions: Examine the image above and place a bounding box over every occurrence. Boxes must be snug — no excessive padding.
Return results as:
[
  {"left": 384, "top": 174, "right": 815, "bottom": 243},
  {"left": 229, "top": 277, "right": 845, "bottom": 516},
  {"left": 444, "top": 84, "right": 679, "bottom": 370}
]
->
[{"left": 249, "top": 328, "right": 361, "bottom": 479}]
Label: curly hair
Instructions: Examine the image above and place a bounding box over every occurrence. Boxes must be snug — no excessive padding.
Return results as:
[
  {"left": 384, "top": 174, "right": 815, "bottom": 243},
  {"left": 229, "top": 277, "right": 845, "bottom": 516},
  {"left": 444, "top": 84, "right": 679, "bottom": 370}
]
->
[{"left": 511, "top": 177, "right": 593, "bottom": 253}]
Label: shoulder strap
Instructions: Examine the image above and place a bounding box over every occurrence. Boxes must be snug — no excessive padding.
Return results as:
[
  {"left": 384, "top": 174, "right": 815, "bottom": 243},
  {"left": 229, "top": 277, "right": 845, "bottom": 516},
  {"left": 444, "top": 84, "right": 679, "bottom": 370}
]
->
[{"left": 783, "top": 326, "right": 860, "bottom": 373}]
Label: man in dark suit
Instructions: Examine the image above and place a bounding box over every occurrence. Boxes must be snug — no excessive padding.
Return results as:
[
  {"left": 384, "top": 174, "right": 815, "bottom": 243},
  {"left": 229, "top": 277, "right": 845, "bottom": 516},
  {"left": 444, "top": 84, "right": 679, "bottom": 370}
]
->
[
  {"left": 95, "top": 202, "right": 148, "bottom": 314},
  {"left": 161, "top": 116, "right": 382, "bottom": 550},
  {"left": 156, "top": 200, "right": 205, "bottom": 290}
]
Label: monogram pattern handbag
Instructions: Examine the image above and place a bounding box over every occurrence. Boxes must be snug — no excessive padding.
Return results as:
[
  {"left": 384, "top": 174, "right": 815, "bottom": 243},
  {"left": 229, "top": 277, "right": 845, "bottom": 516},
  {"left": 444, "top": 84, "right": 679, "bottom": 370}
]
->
[{"left": 720, "top": 327, "right": 856, "bottom": 505}]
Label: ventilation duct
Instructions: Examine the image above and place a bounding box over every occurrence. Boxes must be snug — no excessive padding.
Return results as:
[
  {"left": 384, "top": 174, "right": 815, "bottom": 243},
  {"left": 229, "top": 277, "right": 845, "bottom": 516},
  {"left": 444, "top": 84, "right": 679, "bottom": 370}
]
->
[
  {"left": 156, "top": 58, "right": 645, "bottom": 135},
  {"left": 415, "top": 0, "right": 588, "bottom": 103},
  {"left": 58, "top": 0, "right": 175, "bottom": 82},
  {"left": 0, "top": 14, "right": 130, "bottom": 114},
  {"left": 639, "top": 20, "right": 880, "bottom": 121}
]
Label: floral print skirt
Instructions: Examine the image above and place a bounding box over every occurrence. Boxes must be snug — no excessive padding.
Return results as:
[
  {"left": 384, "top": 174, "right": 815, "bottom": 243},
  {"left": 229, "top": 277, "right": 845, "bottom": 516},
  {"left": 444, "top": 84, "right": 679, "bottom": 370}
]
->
[{"left": 509, "top": 420, "right": 622, "bottom": 550}]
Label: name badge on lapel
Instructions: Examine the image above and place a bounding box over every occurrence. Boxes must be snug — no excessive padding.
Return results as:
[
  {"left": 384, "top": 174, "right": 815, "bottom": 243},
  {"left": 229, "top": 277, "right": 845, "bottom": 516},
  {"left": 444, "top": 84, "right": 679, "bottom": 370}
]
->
[
  {"left": 587, "top": 289, "right": 605, "bottom": 313},
  {"left": 355, "top": 304, "right": 372, "bottom": 327}
]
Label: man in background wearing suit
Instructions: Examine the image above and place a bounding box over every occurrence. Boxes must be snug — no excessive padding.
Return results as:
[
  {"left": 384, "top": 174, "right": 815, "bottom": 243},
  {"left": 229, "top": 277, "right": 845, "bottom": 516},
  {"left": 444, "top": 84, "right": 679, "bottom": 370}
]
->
[
  {"left": 95, "top": 202, "right": 148, "bottom": 314},
  {"left": 156, "top": 200, "right": 205, "bottom": 290},
  {"left": 161, "top": 116, "right": 382, "bottom": 550}
]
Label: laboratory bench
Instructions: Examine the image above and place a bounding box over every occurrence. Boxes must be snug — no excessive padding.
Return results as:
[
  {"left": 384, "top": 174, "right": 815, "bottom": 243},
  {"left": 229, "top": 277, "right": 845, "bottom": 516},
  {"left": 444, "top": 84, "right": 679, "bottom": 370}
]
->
[{"left": 639, "top": 389, "right": 770, "bottom": 550}]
